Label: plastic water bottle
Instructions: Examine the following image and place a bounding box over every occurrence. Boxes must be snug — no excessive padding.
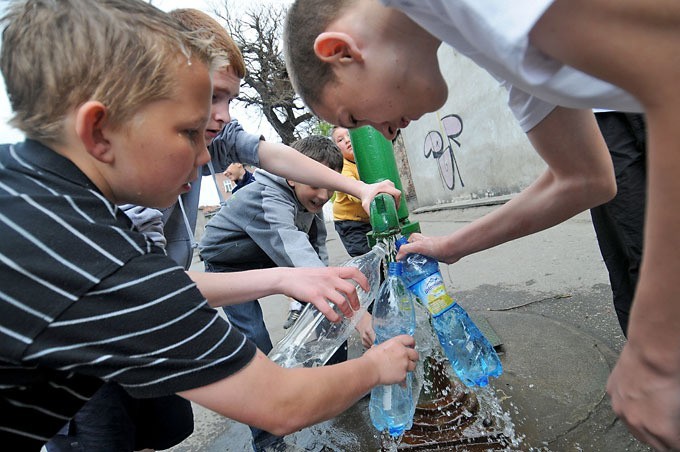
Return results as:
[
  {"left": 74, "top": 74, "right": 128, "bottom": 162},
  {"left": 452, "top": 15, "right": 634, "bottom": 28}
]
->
[
  {"left": 369, "top": 262, "right": 417, "bottom": 437},
  {"left": 268, "top": 244, "right": 386, "bottom": 368},
  {"left": 396, "top": 237, "right": 502, "bottom": 387}
]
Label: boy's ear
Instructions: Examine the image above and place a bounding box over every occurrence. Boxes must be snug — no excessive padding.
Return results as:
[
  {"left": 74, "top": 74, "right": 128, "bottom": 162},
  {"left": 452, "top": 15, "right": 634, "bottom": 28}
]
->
[
  {"left": 74, "top": 101, "right": 114, "bottom": 164},
  {"left": 286, "top": 180, "right": 296, "bottom": 188},
  {"left": 314, "top": 32, "right": 363, "bottom": 64}
]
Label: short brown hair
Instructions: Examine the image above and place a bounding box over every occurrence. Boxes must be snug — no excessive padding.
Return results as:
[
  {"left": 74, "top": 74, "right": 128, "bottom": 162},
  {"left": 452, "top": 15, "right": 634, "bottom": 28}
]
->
[
  {"left": 170, "top": 9, "right": 246, "bottom": 79},
  {"left": 284, "top": 0, "right": 354, "bottom": 110},
  {"left": 0, "top": 0, "right": 214, "bottom": 144},
  {"left": 290, "top": 135, "right": 343, "bottom": 173}
]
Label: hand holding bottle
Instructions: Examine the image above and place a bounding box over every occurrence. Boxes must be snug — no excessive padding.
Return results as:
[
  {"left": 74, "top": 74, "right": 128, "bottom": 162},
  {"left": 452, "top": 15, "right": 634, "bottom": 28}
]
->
[
  {"left": 363, "top": 335, "right": 418, "bottom": 385},
  {"left": 370, "top": 262, "right": 418, "bottom": 437},
  {"left": 269, "top": 245, "right": 387, "bottom": 368},
  {"left": 279, "top": 266, "right": 366, "bottom": 322},
  {"left": 396, "top": 237, "right": 502, "bottom": 387},
  {"left": 355, "top": 312, "right": 375, "bottom": 348},
  {"left": 395, "top": 232, "right": 459, "bottom": 264}
]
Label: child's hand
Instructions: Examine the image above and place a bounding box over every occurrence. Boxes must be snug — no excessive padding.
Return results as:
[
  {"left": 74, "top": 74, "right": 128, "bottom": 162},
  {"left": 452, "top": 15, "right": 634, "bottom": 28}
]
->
[
  {"left": 282, "top": 267, "right": 367, "bottom": 322},
  {"left": 358, "top": 180, "right": 401, "bottom": 215},
  {"left": 395, "top": 232, "right": 460, "bottom": 264},
  {"left": 363, "top": 335, "right": 418, "bottom": 385},
  {"left": 355, "top": 312, "right": 375, "bottom": 348}
]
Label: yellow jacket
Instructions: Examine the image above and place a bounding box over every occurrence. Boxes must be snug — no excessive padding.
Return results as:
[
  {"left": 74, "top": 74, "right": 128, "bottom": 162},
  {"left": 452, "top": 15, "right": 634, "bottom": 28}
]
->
[{"left": 333, "top": 158, "right": 369, "bottom": 222}]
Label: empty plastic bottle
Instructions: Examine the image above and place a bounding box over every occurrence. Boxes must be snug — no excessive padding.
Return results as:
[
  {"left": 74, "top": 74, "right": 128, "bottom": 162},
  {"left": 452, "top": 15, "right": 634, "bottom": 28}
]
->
[
  {"left": 396, "top": 237, "right": 502, "bottom": 387},
  {"left": 268, "top": 244, "right": 387, "bottom": 368},
  {"left": 369, "top": 262, "right": 417, "bottom": 437}
]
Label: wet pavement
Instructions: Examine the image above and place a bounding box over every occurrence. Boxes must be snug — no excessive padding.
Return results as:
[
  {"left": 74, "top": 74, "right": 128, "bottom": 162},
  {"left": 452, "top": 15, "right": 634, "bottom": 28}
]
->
[{"left": 173, "top": 203, "right": 650, "bottom": 451}]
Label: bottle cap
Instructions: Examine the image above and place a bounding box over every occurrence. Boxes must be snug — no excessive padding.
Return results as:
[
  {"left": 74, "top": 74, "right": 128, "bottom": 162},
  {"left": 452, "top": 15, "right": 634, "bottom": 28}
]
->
[{"left": 395, "top": 236, "right": 408, "bottom": 250}]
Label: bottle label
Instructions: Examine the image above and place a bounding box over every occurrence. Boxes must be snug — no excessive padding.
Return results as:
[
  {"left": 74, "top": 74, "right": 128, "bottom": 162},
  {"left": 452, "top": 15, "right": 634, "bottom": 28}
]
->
[{"left": 410, "top": 272, "right": 454, "bottom": 316}]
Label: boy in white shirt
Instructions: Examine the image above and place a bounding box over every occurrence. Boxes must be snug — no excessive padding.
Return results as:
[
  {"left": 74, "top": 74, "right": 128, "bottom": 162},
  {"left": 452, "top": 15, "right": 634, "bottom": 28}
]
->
[{"left": 283, "top": 1, "right": 680, "bottom": 449}]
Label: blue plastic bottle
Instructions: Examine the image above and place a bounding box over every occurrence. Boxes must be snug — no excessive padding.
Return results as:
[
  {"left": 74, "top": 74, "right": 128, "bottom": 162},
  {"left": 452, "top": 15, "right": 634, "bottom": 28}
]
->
[
  {"left": 369, "top": 262, "right": 417, "bottom": 437},
  {"left": 396, "top": 237, "right": 502, "bottom": 387}
]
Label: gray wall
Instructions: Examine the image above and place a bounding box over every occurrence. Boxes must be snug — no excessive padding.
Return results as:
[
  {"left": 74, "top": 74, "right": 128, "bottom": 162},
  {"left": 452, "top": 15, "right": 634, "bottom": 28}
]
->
[{"left": 400, "top": 46, "right": 546, "bottom": 208}]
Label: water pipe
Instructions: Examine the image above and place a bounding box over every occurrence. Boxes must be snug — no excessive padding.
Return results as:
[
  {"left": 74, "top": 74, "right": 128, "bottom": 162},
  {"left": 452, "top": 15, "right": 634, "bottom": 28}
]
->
[{"left": 349, "top": 126, "right": 420, "bottom": 243}]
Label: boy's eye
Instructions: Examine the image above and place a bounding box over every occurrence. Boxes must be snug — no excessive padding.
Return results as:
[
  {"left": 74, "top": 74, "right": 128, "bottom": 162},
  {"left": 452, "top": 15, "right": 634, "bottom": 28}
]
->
[{"left": 185, "top": 129, "right": 200, "bottom": 143}]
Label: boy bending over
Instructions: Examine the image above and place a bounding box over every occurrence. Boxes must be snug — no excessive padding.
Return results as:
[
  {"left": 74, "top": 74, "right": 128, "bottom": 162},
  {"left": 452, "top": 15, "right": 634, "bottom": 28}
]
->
[{"left": 283, "top": 0, "right": 680, "bottom": 449}]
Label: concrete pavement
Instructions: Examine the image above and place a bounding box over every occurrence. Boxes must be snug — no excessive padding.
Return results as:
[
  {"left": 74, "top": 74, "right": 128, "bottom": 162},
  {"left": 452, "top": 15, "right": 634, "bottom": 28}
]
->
[{"left": 172, "top": 202, "right": 650, "bottom": 451}]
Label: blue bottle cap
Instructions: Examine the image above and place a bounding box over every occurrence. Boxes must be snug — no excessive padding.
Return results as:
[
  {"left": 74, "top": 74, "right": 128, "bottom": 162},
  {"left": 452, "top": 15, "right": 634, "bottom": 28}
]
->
[{"left": 395, "top": 236, "right": 408, "bottom": 250}]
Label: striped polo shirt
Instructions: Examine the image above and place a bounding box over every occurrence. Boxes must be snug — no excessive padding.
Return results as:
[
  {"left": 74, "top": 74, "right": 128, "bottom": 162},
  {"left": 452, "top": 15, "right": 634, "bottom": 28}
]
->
[{"left": 0, "top": 140, "right": 256, "bottom": 449}]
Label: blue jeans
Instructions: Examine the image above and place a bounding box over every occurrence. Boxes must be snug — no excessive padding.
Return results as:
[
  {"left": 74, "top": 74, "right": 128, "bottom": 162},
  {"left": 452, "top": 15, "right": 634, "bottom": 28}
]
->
[{"left": 222, "top": 301, "right": 273, "bottom": 354}]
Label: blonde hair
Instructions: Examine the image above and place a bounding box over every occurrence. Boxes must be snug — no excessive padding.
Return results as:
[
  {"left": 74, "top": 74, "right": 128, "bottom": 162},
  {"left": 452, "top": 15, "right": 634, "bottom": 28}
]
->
[
  {"left": 170, "top": 8, "right": 246, "bottom": 79},
  {"left": 0, "top": 0, "right": 214, "bottom": 144},
  {"left": 283, "top": 0, "right": 354, "bottom": 110}
]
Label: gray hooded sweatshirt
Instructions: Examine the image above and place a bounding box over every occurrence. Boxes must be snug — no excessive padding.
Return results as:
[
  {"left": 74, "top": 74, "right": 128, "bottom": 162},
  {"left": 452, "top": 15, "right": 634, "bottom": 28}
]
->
[{"left": 198, "top": 169, "right": 328, "bottom": 270}]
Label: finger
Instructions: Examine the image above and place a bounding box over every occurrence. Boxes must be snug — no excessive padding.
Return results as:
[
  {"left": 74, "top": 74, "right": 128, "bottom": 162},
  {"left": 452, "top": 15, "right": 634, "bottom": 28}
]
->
[
  {"left": 396, "top": 240, "right": 429, "bottom": 261},
  {"left": 391, "top": 189, "right": 402, "bottom": 207},
  {"left": 324, "top": 289, "right": 354, "bottom": 319},
  {"left": 338, "top": 266, "right": 369, "bottom": 293},
  {"left": 396, "top": 334, "right": 416, "bottom": 347},
  {"left": 311, "top": 297, "right": 340, "bottom": 323},
  {"left": 395, "top": 238, "right": 419, "bottom": 260},
  {"left": 330, "top": 275, "right": 361, "bottom": 312},
  {"left": 407, "top": 359, "right": 417, "bottom": 372},
  {"left": 343, "top": 282, "right": 362, "bottom": 312}
]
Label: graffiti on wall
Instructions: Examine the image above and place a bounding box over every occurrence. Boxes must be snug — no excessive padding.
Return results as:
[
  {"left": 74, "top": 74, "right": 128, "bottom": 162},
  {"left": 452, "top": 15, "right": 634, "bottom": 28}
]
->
[{"left": 423, "top": 114, "right": 465, "bottom": 190}]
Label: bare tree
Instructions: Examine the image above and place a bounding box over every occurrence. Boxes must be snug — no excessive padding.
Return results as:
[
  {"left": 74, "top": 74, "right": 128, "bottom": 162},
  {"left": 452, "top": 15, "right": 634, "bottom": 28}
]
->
[{"left": 214, "top": 1, "right": 318, "bottom": 144}]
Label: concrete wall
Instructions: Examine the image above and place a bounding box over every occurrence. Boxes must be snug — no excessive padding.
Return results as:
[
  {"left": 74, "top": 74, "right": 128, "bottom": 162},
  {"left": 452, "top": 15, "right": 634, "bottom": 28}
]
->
[{"left": 400, "top": 46, "right": 547, "bottom": 208}]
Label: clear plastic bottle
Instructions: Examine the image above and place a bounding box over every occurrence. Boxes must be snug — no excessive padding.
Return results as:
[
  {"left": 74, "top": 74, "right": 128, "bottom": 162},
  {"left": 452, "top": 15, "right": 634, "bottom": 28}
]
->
[
  {"left": 369, "top": 262, "right": 417, "bottom": 437},
  {"left": 268, "top": 244, "right": 387, "bottom": 368},
  {"left": 396, "top": 237, "right": 502, "bottom": 387}
]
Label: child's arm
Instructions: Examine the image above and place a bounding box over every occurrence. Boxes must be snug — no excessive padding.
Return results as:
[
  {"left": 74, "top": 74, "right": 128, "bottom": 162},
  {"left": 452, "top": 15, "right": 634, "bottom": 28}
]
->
[
  {"left": 179, "top": 335, "right": 417, "bottom": 436},
  {"left": 188, "top": 266, "right": 364, "bottom": 322},
  {"left": 210, "top": 121, "right": 400, "bottom": 211},
  {"left": 396, "top": 107, "right": 615, "bottom": 263},
  {"left": 531, "top": 4, "right": 680, "bottom": 450},
  {"left": 257, "top": 140, "right": 400, "bottom": 213}
]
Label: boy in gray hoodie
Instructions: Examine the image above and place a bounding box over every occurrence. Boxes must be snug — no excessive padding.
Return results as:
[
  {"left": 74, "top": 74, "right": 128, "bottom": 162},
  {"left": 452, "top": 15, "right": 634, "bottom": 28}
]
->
[{"left": 200, "top": 135, "right": 357, "bottom": 450}]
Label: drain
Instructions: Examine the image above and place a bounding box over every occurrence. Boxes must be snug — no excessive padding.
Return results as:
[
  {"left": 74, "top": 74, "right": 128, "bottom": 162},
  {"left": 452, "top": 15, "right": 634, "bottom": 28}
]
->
[{"left": 384, "top": 357, "right": 512, "bottom": 451}]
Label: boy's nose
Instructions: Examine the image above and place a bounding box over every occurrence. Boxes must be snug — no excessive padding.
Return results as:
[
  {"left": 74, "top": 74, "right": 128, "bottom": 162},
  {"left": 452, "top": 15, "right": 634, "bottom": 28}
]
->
[
  {"left": 213, "top": 101, "right": 231, "bottom": 124},
  {"left": 196, "top": 145, "right": 211, "bottom": 167},
  {"left": 375, "top": 122, "right": 398, "bottom": 141},
  {"left": 320, "top": 189, "right": 333, "bottom": 202}
]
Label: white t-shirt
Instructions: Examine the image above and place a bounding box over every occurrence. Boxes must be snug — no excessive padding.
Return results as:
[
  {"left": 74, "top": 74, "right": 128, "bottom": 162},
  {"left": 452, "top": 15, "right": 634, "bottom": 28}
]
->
[{"left": 381, "top": 0, "right": 642, "bottom": 131}]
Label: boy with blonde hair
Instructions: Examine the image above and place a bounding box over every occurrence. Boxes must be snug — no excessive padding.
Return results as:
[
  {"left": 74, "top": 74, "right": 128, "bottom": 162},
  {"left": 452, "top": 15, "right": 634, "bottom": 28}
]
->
[
  {"left": 284, "top": 0, "right": 680, "bottom": 449},
  {"left": 0, "top": 1, "right": 418, "bottom": 449},
  {"left": 331, "top": 126, "right": 372, "bottom": 258},
  {"left": 165, "top": 8, "right": 400, "bottom": 270}
]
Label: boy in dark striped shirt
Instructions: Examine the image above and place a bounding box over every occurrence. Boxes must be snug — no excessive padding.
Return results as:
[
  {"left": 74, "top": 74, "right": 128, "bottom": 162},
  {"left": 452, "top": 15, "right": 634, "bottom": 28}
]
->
[{"left": 0, "top": 1, "right": 418, "bottom": 450}]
